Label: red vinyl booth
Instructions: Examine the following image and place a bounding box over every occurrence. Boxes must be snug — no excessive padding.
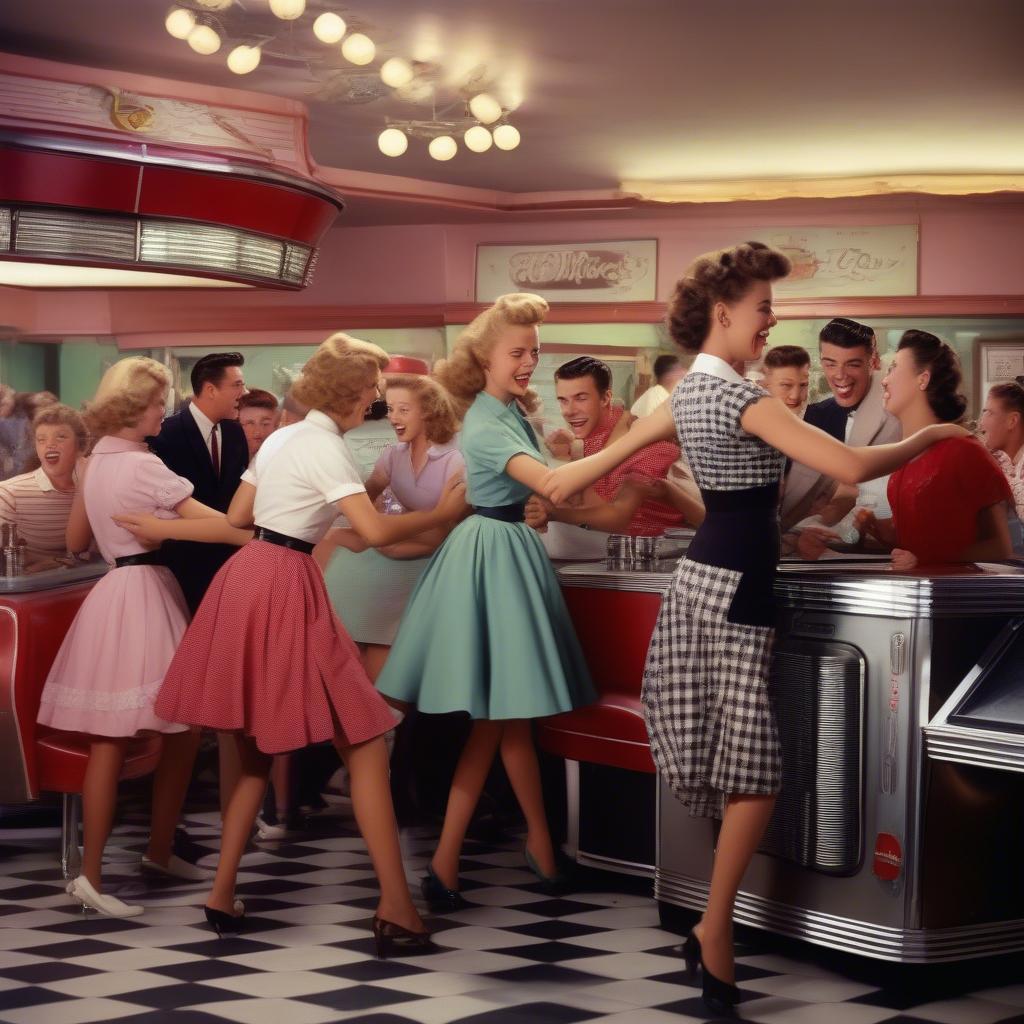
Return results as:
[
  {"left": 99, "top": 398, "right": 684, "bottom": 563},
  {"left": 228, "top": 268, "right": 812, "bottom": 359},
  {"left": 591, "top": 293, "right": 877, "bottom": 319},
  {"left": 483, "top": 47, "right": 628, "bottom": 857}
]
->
[
  {"left": 0, "top": 574, "right": 162, "bottom": 877},
  {"left": 538, "top": 584, "right": 661, "bottom": 875}
]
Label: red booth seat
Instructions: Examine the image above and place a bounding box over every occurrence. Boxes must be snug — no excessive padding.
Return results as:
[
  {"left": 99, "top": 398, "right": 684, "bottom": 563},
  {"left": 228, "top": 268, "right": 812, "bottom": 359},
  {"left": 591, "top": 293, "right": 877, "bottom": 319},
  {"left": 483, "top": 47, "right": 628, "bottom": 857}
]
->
[{"left": 538, "top": 695, "right": 655, "bottom": 773}]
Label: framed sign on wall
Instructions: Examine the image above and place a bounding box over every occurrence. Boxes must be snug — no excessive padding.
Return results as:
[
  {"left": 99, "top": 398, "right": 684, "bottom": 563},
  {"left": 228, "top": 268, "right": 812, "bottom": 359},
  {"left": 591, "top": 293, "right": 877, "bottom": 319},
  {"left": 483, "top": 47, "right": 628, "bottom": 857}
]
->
[
  {"left": 476, "top": 239, "right": 657, "bottom": 303},
  {"left": 974, "top": 337, "right": 1024, "bottom": 414}
]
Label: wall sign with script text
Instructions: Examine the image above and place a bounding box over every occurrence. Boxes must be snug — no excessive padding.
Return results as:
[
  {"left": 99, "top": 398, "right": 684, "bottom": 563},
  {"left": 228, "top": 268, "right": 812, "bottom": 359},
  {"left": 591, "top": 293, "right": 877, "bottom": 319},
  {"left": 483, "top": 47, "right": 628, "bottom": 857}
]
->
[
  {"left": 476, "top": 240, "right": 657, "bottom": 302},
  {"left": 767, "top": 225, "right": 919, "bottom": 298}
]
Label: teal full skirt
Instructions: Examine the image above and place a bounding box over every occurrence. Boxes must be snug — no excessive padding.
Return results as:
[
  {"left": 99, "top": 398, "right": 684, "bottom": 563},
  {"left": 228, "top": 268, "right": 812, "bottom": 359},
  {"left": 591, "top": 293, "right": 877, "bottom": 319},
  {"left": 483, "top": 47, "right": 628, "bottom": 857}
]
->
[{"left": 376, "top": 517, "right": 596, "bottom": 719}]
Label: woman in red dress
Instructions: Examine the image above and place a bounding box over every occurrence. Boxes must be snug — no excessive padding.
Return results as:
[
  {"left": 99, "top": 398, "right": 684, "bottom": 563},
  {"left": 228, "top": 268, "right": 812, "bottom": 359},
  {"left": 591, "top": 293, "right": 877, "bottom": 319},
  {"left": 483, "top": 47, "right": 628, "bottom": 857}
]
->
[{"left": 860, "top": 330, "right": 1012, "bottom": 569}]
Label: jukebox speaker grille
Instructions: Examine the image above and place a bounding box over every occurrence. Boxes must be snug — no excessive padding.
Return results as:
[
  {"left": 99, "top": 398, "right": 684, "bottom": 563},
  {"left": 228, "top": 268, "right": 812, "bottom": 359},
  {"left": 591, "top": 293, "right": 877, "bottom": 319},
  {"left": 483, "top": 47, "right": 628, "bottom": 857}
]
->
[{"left": 760, "top": 638, "right": 864, "bottom": 874}]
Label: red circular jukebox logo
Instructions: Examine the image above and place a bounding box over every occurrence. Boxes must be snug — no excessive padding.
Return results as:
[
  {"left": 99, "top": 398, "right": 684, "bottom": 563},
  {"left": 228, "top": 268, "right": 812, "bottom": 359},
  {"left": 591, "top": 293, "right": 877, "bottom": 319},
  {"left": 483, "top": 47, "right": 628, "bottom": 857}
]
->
[{"left": 873, "top": 832, "right": 903, "bottom": 881}]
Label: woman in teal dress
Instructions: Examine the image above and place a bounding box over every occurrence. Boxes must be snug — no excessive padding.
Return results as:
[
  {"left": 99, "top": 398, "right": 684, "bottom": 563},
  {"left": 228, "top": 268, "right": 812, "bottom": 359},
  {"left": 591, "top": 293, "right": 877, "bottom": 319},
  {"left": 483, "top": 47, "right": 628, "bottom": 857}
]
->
[{"left": 377, "top": 293, "right": 595, "bottom": 907}]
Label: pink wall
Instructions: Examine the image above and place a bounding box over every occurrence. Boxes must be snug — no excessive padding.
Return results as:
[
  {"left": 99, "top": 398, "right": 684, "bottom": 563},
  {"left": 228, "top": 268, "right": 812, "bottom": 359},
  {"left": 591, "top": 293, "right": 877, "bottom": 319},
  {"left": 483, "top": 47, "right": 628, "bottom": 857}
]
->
[{"left": 8, "top": 192, "right": 1024, "bottom": 340}]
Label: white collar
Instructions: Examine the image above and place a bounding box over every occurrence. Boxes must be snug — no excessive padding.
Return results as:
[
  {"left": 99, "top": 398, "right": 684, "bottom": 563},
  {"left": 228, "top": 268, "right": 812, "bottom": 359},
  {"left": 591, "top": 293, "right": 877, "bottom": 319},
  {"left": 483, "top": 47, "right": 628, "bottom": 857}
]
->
[
  {"left": 691, "top": 352, "right": 745, "bottom": 385},
  {"left": 189, "top": 401, "right": 218, "bottom": 440},
  {"left": 306, "top": 409, "right": 342, "bottom": 436}
]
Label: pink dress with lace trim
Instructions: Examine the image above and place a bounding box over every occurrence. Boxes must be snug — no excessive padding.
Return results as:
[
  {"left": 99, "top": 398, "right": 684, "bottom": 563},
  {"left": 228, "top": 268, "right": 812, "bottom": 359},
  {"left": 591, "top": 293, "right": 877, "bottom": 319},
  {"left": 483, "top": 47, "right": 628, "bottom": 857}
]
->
[{"left": 36, "top": 436, "right": 194, "bottom": 737}]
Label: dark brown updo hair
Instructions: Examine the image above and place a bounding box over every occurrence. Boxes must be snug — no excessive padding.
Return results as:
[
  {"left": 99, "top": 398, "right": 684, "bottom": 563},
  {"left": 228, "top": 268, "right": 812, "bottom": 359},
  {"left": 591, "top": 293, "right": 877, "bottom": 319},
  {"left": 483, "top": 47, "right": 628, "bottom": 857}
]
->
[
  {"left": 896, "top": 330, "right": 967, "bottom": 423},
  {"left": 666, "top": 242, "right": 791, "bottom": 352}
]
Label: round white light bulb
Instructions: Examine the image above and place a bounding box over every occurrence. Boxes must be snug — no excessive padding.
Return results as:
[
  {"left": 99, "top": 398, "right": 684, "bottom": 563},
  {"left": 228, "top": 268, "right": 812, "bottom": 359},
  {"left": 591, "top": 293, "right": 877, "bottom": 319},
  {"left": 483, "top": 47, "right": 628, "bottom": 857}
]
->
[
  {"left": 341, "top": 32, "right": 376, "bottom": 65},
  {"left": 165, "top": 7, "right": 196, "bottom": 39},
  {"left": 492, "top": 123, "right": 521, "bottom": 151},
  {"left": 380, "top": 57, "right": 413, "bottom": 88},
  {"left": 468, "top": 92, "right": 502, "bottom": 125},
  {"left": 428, "top": 135, "right": 457, "bottom": 161},
  {"left": 187, "top": 23, "right": 222, "bottom": 55},
  {"left": 227, "top": 44, "right": 261, "bottom": 74},
  {"left": 313, "top": 12, "right": 346, "bottom": 44},
  {"left": 464, "top": 125, "right": 493, "bottom": 153},
  {"left": 377, "top": 128, "right": 409, "bottom": 157},
  {"left": 268, "top": 0, "right": 305, "bottom": 20}
]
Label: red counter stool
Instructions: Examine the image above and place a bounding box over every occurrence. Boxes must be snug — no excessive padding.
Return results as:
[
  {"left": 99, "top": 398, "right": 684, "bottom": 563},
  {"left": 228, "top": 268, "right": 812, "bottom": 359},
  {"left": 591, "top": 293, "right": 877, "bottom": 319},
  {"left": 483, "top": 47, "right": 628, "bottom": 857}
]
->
[
  {"left": 0, "top": 577, "right": 162, "bottom": 878},
  {"left": 539, "top": 585, "right": 662, "bottom": 876}
]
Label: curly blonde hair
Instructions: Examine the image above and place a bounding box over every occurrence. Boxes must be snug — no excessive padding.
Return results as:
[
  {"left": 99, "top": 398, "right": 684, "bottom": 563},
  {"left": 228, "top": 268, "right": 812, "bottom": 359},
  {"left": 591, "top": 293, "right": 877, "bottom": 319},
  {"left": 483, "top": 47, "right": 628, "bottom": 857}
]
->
[
  {"left": 290, "top": 333, "right": 389, "bottom": 418},
  {"left": 434, "top": 293, "right": 548, "bottom": 415},
  {"left": 385, "top": 374, "right": 460, "bottom": 445},
  {"left": 85, "top": 357, "right": 171, "bottom": 437}
]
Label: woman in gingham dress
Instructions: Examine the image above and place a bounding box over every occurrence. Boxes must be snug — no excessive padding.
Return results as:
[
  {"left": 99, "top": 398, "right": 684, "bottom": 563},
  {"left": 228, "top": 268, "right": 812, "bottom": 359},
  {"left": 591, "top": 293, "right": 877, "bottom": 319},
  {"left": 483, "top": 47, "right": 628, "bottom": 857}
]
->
[{"left": 543, "top": 242, "right": 967, "bottom": 1015}]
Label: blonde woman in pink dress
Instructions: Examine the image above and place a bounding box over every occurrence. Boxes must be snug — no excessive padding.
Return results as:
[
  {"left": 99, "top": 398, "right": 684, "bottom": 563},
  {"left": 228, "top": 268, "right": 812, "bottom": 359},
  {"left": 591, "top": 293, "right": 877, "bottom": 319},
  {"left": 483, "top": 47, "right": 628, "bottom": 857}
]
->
[{"left": 37, "top": 358, "right": 249, "bottom": 919}]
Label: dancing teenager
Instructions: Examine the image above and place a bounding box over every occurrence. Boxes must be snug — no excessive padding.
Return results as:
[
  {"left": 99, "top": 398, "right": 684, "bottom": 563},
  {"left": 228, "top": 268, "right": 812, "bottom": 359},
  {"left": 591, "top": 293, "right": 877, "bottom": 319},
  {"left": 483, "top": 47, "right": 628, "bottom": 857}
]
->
[
  {"left": 128, "top": 334, "right": 467, "bottom": 954},
  {"left": 37, "top": 358, "right": 249, "bottom": 918},
  {"left": 542, "top": 243, "right": 968, "bottom": 1016},
  {"left": 318, "top": 374, "right": 465, "bottom": 685},
  {"left": 376, "top": 293, "right": 596, "bottom": 909}
]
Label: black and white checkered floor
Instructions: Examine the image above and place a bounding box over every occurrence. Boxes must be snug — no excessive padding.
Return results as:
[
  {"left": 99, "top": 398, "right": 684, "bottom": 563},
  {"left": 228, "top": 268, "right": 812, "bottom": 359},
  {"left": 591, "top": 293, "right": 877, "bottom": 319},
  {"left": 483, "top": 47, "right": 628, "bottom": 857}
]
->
[{"left": 2, "top": 798, "right": 1023, "bottom": 1024}]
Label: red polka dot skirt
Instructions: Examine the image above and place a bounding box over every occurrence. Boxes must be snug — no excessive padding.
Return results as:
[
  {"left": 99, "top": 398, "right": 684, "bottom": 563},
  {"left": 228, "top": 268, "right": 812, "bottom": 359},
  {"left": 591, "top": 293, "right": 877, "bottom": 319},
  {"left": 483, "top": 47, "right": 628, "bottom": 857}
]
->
[{"left": 155, "top": 539, "right": 396, "bottom": 754}]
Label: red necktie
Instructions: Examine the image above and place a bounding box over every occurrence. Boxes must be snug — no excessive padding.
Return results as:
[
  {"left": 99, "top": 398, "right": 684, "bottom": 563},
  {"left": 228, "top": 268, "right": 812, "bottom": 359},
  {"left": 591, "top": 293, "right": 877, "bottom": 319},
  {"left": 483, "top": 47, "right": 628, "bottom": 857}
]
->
[{"left": 211, "top": 427, "right": 220, "bottom": 477}]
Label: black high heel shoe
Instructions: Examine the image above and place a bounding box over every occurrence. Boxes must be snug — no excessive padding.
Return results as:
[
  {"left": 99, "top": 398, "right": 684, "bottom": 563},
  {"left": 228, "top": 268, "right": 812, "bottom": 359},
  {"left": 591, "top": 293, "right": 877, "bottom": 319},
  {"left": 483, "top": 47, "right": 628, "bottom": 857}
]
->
[
  {"left": 420, "top": 863, "right": 468, "bottom": 913},
  {"left": 524, "top": 848, "right": 571, "bottom": 896},
  {"left": 372, "top": 916, "right": 439, "bottom": 959},
  {"left": 204, "top": 904, "right": 246, "bottom": 938},
  {"left": 683, "top": 929, "right": 740, "bottom": 1018}
]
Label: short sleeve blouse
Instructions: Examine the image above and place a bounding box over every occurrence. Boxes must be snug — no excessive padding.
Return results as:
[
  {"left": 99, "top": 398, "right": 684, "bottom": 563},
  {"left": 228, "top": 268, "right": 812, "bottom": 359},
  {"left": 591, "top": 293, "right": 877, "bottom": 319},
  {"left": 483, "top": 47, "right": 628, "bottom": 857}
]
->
[
  {"left": 459, "top": 392, "right": 542, "bottom": 507},
  {"left": 244, "top": 409, "right": 366, "bottom": 543},
  {"left": 374, "top": 442, "right": 465, "bottom": 512},
  {"left": 888, "top": 437, "right": 1012, "bottom": 564}
]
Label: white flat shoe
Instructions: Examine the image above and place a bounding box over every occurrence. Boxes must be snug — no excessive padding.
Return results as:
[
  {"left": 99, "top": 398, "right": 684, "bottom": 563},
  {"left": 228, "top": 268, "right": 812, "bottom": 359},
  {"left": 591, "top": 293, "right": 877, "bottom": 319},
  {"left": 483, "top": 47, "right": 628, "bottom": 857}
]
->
[
  {"left": 67, "top": 876, "right": 144, "bottom": 918},
  {"left": 141, "top": 854, "right": 211, "bottom": 882}
]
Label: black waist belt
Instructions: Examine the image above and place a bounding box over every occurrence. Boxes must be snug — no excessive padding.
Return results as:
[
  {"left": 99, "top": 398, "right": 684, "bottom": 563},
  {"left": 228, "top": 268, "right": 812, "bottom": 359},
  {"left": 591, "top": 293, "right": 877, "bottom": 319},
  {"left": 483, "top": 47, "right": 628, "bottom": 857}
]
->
[
  {"left": 255, "top": 526, "right": 315, "bottom": 555},
  {"left": 473, "top": 503, "right": 526, "bottom": 523},
  {"left": 114, "top": 550, "right": 164, "bottom": 569}
]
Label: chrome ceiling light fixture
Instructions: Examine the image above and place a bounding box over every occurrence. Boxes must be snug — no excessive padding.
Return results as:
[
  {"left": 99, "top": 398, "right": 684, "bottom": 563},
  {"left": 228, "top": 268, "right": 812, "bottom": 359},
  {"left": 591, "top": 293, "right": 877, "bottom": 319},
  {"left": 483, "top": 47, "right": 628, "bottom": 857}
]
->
[{"left": 0, "top": 136, "right": 341, "bottom": 290}]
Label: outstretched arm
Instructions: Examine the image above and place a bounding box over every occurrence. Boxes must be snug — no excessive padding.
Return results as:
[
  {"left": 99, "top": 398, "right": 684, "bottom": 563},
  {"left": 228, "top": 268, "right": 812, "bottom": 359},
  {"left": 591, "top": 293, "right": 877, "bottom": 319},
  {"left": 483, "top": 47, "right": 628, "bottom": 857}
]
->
[
  {"left": 113, "top": 497, "right": 253, "bottom": 546},
  {"left": 742, "top": 397, "right": 970, "bottom": 484},
  {"left": 541, "top": 403, "right": 676, "bottom": 503},
  {"left": 338, "top": 475, "right": 467, "bottom": 548}
]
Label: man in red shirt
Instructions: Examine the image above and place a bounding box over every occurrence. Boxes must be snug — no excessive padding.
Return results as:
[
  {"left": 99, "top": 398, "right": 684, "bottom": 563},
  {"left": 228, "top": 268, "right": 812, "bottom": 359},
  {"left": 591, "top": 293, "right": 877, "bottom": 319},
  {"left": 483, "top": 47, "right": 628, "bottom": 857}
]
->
[{"left": 540, "top": 356, "right": 685, "bottom": 535}]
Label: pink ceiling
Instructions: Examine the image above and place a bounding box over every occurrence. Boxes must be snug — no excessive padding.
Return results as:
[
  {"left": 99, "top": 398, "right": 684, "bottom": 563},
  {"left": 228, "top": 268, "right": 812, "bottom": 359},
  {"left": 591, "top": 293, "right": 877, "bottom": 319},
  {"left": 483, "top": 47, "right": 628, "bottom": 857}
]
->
[{"left": 0, "top": 0, "right": 1022, "bottom": 221}]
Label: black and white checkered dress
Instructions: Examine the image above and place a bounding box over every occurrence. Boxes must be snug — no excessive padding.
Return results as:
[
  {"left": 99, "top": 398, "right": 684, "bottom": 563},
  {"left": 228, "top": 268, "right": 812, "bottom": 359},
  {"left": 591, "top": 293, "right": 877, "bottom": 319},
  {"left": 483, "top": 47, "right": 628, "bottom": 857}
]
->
[{"left": 642, "top": 357, "right": 786, "bottom": 818}]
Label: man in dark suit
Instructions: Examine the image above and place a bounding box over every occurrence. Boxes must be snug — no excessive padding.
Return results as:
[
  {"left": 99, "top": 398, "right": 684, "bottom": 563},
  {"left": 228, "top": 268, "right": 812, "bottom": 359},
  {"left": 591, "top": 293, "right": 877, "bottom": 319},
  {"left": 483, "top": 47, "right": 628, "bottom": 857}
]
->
[
  {"left": 148, "top": 352, "right": 249, "bottom": 614},
  {"left": 781, "top": 317, "right": 901, "bottom": 533}
]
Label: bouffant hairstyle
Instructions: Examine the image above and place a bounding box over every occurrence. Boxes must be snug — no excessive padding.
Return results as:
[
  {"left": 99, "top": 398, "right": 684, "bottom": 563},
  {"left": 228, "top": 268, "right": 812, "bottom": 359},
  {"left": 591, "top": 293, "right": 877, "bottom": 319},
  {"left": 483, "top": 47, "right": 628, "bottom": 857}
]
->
[
  {"left": 238, "top": 388, "right": 279, "bottom": 413},
  {"left": 819, "top": 317, "right": 875, "bottom": 352},
  {"left": 666, "top": 242, "right": 791, "bottom": 352},
  {"left": 897, "top": 330, "right": 967, "bottom": 423},
  {"left": 988, "top": 378, "right": 1024, "bottom": 422},
  {"left": 290, "top": 333, "right": 389, "bottom": 418},
  {"left": 763, "top": 345, "right": 811, "bottom": 371},
  {"left": 434, "top": 293, "right": 548, "bottom": 415},
  {"left": 385, "top": 374, "right": 460, "bottom": 445},
  {"left": 554, "top": 356, "right": 613, "bottom": 395},
  {"left": 85, "top": 357, "right": 171, "bottom": 437}
]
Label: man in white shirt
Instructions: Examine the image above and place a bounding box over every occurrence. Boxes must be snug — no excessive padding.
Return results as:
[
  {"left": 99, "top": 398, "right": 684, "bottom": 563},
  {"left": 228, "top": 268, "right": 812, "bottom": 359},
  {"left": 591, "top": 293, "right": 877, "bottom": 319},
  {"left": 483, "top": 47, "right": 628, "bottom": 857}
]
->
[{"left": 631, "top": 354, "right": 685, "bottom": 418}]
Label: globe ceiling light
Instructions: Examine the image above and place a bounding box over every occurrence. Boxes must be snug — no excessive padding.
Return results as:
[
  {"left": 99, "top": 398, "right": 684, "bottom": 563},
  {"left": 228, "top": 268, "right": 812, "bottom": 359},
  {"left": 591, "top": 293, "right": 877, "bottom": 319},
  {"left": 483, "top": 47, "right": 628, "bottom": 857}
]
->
[
  {"left": 492, "top": 123, "right": 521, "bottom": 151},
  {"left": 165, "top": 7, "right": 196, "bottom": 40},
  {"left": 380, "top": 57, "right": 413, "bottom": 89},
  {"left": 227, "top": 44, "right": 261, "bottom": 74},
  {"left": 195, "top": 0, "right": 233, "bottom": 9},
  {"left": 464, "top": 125, "right": 493, "bottom": 153},
  {"left": 313, "top": 11, "right": 346, "bottom": 44},
  {"left": 428, "top": 135, "right": 457, "bottom": 161},
  {"left": 268, "top": 0, "right": 305, "bottom": 20},
  {"left": 187, "top": 23, "right": 222, "bottom": 55},
  {"left": 341, "top": 32, "right": 376, "bottom": 65},
  {"left": 377, "top": 127, "right": 408, "bottom": 157},
  {"left": 468, "top": 92, "right": 502, "bottom": 125}
]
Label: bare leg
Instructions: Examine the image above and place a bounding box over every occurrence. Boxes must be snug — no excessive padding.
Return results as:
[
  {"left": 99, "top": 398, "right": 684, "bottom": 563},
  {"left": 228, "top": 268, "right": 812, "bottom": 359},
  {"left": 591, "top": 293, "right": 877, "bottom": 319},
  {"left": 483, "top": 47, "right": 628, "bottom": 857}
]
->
[
  {"left": 694, "top": 793, "right": 776, "bottom": 984},
  {"left": 361, "top": 643, "right": 391, "bottom": 685},
  {"left": 431, "top": 720, "right": 504, "bottom": 889},
  {"left": 146, "top": 729, "right": 201, "bottom": 864},
  {"left": 338, "top": 734, "right": 424, "bottom": 932},
  {"left": 207, "top": 734, "right": 271, "bottom": 914},
  {"left": 499, "top": 720, "right": 557, "bottom": 878},
  {"left": 81, "top": 739, "right": 128, "bottom": 891},
  {"left": 218, "top": 731, "right": 241, "bottom": 821},
  {"left": 269, "top": 754, "right": 293, "bottom": 821}
]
